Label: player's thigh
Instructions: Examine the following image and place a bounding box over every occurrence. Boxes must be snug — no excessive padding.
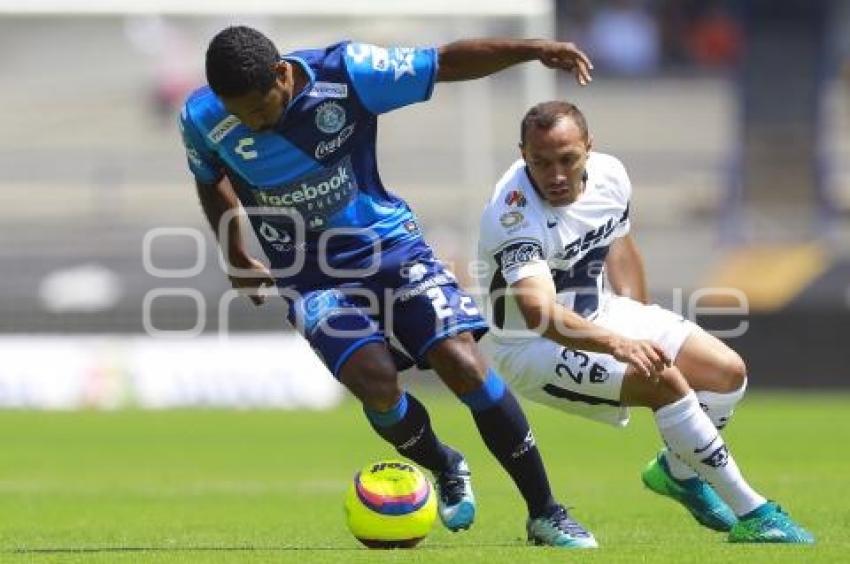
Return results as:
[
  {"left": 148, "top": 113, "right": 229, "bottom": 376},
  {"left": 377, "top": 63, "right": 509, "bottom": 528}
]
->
[
  {"left": 286, "top": 287, "right": 391, "bottom": 388},
  {"left": 674, "top": 327, "right": 747, "bottom": 393},
  {"left": 337, "top": 342, "right": 402, "bottom": 411},
  {"left": 596, "top": 296, "right": 696, "bottom": 364},
  {"left": 388, "top": 255, "right": 488, "bottom": 379},
  {"left": 493, "top": 338, "right": 630, "bottom": 427}
]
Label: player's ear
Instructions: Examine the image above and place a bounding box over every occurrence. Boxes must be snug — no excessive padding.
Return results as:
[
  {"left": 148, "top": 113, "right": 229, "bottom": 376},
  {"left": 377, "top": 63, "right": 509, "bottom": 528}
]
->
[
  {"left": 272, "top": 61, "right": 289, "bottom": 83},
  {"left": 586, "top": 133, "right": 594, "bottom": 152}
]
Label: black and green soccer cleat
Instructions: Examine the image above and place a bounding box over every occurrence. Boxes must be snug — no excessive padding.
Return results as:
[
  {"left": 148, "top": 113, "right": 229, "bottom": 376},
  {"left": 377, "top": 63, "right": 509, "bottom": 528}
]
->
[
  {"left": 526, "top": 504, "right": 598, "bottom": 548},
  {"left": 728, "top": 502, "right": 814, "bottom": 544},
  {"left": 641, "top": 452, "right": 737, "bottom": 532}
]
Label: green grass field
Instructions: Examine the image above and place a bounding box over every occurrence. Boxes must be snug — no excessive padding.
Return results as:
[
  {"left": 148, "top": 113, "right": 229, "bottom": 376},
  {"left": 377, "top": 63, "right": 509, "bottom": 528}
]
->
[{"left": 1, "top": 390, "right": 847, "bottom": 563}]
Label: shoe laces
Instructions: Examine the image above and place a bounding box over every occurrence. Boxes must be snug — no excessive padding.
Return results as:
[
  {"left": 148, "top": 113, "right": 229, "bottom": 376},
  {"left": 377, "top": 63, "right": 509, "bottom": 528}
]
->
[
  {"left": 436, "top": 471, "right": 467, "bottom": 505},
  {"left": 547, "top": 505, "right": 590, "bottom": 538}
]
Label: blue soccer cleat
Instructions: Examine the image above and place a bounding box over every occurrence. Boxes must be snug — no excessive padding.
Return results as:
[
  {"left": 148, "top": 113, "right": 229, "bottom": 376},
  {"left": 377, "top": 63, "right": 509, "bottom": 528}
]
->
[
  {"left": 729, "top": 502, "right": 815, "bottom": 544},
  {"left": 434, "top": 456, "right": 475, "bottom": 531},
  {"left": 526, "top": 505, "right": 598, "bottom": 548},
  {"left": 641, "top": 451, "right": 738, "bottom": 532}
]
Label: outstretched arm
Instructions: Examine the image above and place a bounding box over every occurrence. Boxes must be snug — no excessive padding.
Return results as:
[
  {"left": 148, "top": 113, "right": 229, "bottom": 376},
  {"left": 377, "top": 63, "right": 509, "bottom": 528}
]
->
[
  {"left": 605, "top": 234, "right": 649, "bottom": 304},
  {"left": 436, "top": 38, "right": 593, "bottom": 85}
]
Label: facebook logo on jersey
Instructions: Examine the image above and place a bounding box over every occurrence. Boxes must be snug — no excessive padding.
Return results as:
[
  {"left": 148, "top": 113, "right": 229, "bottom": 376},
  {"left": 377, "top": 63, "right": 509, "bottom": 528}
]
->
[{"left": 254, "top": 157, "right": 358, "bottom": 230}]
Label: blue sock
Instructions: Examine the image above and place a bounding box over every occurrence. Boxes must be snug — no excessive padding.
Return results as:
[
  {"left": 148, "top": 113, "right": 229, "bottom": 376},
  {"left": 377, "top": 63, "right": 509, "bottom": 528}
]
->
[
  {"left": 460, "top": 370, "right": 556, "bottom": 518},
  {"left": 364, "top": 392, "right": 458, "bottom": 475}
]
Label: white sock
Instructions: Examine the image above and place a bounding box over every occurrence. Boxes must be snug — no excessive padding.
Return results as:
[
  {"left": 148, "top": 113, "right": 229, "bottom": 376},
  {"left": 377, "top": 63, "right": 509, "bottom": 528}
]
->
[
  {"left": 663, "top": 447, "right": 699, "bottom": 480},
  {"left": 654, "top": 391, "right": 766, "bottom": 516},
  {"left": 696, "top": 378, "right": 747, "bottom": 430},
  {"left": 663, "top": 379, "right": 748, "bottom": 480}
]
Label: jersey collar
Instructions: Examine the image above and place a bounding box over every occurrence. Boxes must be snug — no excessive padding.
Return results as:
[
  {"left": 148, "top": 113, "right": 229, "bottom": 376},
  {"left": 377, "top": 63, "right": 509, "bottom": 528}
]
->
[{"left": 273, "top": 56, "right": 315, "bottom": 130}]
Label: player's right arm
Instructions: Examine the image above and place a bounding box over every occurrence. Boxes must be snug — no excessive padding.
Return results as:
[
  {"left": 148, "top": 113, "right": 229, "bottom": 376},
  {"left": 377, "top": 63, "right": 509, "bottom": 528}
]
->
[
  {"left": 194, "top": 178, "right": 273, "bottom": 306},
  {"left": 510, "top": 273, "right": 669, "bottom": 379},
  {"left": 180, "top": 105, "right": 272, "bottom": 305}
]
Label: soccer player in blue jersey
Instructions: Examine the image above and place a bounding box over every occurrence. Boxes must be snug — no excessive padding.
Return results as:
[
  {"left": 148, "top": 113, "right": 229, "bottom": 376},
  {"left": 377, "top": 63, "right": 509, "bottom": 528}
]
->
[{"left": 179, "top": 26, "right": 596, "bottom": 547}]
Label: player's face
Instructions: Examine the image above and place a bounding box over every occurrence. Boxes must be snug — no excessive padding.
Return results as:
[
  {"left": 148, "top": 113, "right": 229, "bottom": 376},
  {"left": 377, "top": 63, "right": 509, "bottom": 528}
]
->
[
  {"left": 521, "top": 117, "right": 590, "bottom": 207},
  {"left": 221, "top": 63, "right": 292, "bottom": 132}
]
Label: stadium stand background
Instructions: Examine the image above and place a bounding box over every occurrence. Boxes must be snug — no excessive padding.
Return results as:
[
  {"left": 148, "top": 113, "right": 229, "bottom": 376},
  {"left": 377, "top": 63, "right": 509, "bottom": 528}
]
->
[{"left": 0, "top": 0, "right": 848, "bottom": 390}]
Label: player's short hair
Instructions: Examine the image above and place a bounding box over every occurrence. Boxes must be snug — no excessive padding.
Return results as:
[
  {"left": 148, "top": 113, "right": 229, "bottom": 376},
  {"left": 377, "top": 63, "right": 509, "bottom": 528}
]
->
[
  {"left": 205, "top": 26, "right": 280, "bottom": 98},
  {"left": 520, "top": 101, "right": 589, "bottom": 145}
]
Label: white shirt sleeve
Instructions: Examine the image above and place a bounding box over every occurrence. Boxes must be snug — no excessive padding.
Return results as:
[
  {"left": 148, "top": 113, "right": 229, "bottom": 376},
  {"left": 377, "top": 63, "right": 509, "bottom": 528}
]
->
[{"left": 480, "top": 207, "right": 549, "bottom": 285}]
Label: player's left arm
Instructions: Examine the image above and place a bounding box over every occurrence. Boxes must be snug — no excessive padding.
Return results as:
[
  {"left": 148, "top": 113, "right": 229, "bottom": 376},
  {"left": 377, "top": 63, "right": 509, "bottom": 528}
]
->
[
  {"left": 605, "top": 233, "right": 649, "bottom": 304},
  {"left": 436, "top": 38, "right": 593, "bottom": 86}
]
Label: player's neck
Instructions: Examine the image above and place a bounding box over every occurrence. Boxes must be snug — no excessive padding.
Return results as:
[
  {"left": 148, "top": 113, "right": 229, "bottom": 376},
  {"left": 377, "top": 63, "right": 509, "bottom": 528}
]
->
[{"left": 290, "top": 62, "right": 309, "bottom": 98}]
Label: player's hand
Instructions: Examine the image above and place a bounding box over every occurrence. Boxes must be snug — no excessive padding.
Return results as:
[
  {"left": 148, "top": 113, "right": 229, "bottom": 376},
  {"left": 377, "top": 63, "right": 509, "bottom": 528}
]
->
[
  {"left": 228, "top": 255, "right": 275, "bottom": 306},
  {"left": 609, "top": 337, "right": 670, "bottom": 380},
  {"left": 537, "top": 41, "right": 594, "bottom": 86}
]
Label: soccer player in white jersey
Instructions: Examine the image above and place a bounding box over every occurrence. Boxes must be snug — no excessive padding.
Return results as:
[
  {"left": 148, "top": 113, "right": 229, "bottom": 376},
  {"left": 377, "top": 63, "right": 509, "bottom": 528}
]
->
[{"left": 476, "top": 101, "right": 813, "bottom": 544}]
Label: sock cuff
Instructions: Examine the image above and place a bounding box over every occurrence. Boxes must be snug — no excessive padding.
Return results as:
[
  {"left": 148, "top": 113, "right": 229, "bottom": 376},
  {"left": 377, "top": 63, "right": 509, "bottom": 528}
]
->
[
  {"left": 654, "top": 390, "right": 700, "bottom": 429},
  {"left": 364, "top": 392, "right": 409, "bottom": 428},
  {"left": 696, "top": 377, "right": 747, "bottom": 409},
  {"left": 459, "top": 369, "right": 507, "bottom": 412}
]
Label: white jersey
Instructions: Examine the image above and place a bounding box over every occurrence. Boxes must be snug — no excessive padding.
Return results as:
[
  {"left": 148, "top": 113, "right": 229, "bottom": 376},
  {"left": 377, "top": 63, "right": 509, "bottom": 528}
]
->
[{"left": 476, "top": 152, "right": 632, "bottom": 344}]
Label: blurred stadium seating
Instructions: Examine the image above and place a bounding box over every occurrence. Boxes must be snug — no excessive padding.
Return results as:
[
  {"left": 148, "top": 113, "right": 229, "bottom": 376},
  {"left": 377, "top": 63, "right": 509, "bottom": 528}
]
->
[{"left": 0, "top": 1, "right": 848, "bottom": 398}]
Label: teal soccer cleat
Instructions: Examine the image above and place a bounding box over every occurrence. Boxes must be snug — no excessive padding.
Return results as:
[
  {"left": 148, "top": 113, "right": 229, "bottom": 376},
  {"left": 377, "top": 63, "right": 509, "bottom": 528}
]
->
[
  {"left": 641, "top": 452, "right": 737, "bottom": 532},
  {"left": 729, "top": 502, "right": 815, "bottom": 544},
  {"left": 434, "top": 457, "right": 475, "bottom": 531},
  {"left": 526, "top": 505, "right": 598, "bottom": 548}
]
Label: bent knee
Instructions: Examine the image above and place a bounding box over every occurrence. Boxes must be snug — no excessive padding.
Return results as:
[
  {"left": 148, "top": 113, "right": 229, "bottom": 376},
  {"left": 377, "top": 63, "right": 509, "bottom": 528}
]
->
[
  {"left": 622, "top": 366, "right": 691, "bottom": 409},
  {"left": 717, "top": 352, "right": 747, "bottom": 393}
]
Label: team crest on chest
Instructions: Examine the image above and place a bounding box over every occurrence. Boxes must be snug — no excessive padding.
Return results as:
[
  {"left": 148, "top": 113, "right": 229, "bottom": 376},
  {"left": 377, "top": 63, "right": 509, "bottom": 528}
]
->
[{"left": 315, "top": 101, "right": 346, "bottom": 134}]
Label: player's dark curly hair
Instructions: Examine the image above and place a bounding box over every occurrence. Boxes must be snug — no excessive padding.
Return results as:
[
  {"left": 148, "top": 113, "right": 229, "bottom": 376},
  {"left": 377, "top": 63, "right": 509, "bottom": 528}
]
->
[
  {"left": 205, "top": 26, "right": 280, "bottom": 97},
  {"left": 520, "top": 101, "right": 589, "bottom": 145}
]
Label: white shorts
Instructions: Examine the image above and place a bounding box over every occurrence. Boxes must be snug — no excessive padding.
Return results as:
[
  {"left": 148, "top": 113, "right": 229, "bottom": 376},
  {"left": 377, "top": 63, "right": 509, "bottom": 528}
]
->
[{"left": 481, "top": 295, "right": 698, "bottom": 427}]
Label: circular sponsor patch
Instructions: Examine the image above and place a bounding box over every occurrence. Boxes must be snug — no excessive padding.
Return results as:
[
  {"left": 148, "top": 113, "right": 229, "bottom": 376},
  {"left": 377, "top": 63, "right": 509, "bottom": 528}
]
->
[
  {"left": 500, "top": 211, "right": 525, "bottom": 228},
  {"left": 315, "top": 101, "right": 346, "bottom": 134}
]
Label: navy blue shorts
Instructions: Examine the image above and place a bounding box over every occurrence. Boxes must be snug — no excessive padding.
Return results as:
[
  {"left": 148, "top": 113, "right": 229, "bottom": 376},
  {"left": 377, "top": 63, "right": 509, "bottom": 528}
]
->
[{"left": 282, "top": 239, "right": 488, "bottom": 378}]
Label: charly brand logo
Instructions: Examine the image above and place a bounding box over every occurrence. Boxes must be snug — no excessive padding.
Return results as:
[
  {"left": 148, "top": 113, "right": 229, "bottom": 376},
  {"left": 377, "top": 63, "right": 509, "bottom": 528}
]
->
[
  {"left": 234, "top": 137, "right": 258, "bottom": 160},
  {"left": 315, "top": 123, "right": 355, "bottom": 159},
  {"left": 254, "top": 156, "right": 358, "bottom": 230},
  {"left": 315, "top": 101, "right": 346, "bottom": 134},
  {"left": 307, "top": 81, "right": 349, "bottom": 99}
]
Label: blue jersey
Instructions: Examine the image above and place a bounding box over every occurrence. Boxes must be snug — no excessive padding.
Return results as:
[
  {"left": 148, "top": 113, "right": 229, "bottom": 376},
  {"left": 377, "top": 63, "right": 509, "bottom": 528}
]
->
[{"left": 179, "top": 41, "right": 439, "bottom": 291}]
